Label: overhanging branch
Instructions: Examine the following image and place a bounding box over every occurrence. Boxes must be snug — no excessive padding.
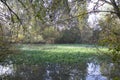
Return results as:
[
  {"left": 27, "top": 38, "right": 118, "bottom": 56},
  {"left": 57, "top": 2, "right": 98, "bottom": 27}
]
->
[{"left": 0, "top": 0, "right": 22, "bottom": 24}]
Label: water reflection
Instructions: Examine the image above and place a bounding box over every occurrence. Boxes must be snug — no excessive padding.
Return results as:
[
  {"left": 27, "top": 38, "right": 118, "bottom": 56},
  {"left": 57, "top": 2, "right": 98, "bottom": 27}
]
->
[
  {"left": 0, "top": 62, "right": 120, "bottom": 80},
  {"left": 86, "top": 63, "right": 107, "bottom": 80},
  {"left": 0, "top": 64, "right": 13, "bottom": 76}
]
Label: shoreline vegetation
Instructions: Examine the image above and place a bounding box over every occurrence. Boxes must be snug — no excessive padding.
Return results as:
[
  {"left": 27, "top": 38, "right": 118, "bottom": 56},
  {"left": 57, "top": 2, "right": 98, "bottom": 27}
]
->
[{"left": 6, "top": 44, "right": 111, "bottom": 65}]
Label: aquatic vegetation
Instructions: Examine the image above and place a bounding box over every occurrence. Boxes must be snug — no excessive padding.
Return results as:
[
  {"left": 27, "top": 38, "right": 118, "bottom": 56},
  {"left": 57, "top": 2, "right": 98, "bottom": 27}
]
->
[{"left": 8, "top": 44, "right": 109, "bottom": 65}]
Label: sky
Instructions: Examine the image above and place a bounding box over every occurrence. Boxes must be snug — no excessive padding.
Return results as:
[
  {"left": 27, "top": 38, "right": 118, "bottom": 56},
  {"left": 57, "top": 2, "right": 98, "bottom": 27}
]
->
[{"left": 87, "top": 0, "right": 113, "bottom": 29}]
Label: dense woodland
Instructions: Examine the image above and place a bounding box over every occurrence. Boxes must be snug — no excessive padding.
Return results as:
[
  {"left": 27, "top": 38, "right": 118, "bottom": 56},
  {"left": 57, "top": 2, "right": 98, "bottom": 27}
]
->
[
  {"left": 0, "top": 0, "right": 120, "bottom": 62},
  {"left": 0, "top": 0, "right": 120, "bottom": 80}
]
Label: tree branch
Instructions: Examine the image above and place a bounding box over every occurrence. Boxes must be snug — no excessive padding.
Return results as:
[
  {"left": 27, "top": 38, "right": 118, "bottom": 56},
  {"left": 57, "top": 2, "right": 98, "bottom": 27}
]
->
[
  {"left": 0, "top": 0, "right": 22, "bottom": 24},
  {"left": 43, "top": 10, "right": 117, "bottom": 27},
  {"left": 100, "top": 0, "right": 112, "bottom": 5}
]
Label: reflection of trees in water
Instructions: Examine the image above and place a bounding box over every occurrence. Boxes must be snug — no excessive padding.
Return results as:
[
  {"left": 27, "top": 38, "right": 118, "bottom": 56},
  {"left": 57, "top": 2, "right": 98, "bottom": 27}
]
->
[
  {"left": 2, "top": 63, "right": 87, "bottom": 80},
  {"left": 5, "top": 64, "right": 46, "bottom": 80},
  {"left": 1, "top": 62, "right": 120, "bottom": 80},
  {"left": 44, "top": 63, "right": 87, "bottom": 80},
  {"left": 100, "top": 62, "right": 120, "bottom": 80}
]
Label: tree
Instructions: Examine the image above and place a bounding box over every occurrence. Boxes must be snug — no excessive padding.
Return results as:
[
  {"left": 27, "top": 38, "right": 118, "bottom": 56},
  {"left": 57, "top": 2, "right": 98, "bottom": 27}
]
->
[
  {"left": 99, "top": 14, "right": 120, "bottom": 63},
  {"left": 42, "top": 27, "right": 60, "bottom": 43},
  {"left": 0, "top": 0, "right": 120, "bottom": 62},
  {"left": 0, "top": 24, "right": 15, "bottom": 61}
]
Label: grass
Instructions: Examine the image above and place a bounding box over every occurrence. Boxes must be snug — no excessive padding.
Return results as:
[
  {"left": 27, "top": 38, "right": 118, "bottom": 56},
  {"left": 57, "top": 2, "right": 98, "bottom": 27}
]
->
[{"left": 8, "top": 44, "right": 110, "bottom": 65}]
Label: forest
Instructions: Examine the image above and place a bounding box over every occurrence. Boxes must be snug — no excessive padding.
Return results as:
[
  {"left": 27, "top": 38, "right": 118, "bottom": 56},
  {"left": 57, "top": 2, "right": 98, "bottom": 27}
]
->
[{"left": 0, "top": 0, "right": 120, "bottom": 80}]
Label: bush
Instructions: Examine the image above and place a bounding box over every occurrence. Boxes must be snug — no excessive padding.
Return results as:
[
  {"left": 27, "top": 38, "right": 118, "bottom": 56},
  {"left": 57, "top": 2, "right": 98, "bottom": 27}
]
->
[
  {"left": 0, "top": 25, "right": 16, "bottom": 61},
  {"left": 56, "top": 27, "right": 81, "bottom": 43},
  {"left": 42, "top": 27, "right": 60, "bottom": 43}
]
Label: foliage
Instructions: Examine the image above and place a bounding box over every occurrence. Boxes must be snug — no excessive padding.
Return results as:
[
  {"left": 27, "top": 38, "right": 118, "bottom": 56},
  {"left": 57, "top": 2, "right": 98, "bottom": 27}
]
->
[
  {"left": 57, "top": 26, "right": 81, "bottom": 43},
  {"left": 99, "top": 15, "right": 120, "bottom": 63},
  {"left": 0, "top": 0, "right": 93, "bottom": 44},
  {"left": 0, "top": 0, "right": 120, "bottom": 64},
  {"left": 42, "top": 27, "right": 60, "bottom": 43},
  {"left": 0, "top": 25, "right": 16, "bottom": 61},
  {"left": 8, "top": 44, "right": 109, "bottom": 65}
]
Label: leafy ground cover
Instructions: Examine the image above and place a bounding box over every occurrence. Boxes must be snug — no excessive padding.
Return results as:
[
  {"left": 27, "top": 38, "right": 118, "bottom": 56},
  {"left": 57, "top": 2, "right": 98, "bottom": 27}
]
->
[{"left": 8, "top": 44, "right": 110, "bottom": 65}]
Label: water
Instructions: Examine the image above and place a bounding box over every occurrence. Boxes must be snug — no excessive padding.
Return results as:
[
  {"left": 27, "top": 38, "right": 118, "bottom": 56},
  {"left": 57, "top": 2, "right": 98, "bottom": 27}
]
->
[
  {"left": 0, "top": 62, "right": 120, "bottom": 80},
  {"left": 0, "top": 64, "right": 13, "bottom": 76}
]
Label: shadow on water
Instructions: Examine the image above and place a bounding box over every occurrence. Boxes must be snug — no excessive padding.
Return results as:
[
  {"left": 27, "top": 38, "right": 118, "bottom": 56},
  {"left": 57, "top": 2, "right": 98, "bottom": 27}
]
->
[{"left": 0, "top": 61, "right": 120, "bottom": 80}]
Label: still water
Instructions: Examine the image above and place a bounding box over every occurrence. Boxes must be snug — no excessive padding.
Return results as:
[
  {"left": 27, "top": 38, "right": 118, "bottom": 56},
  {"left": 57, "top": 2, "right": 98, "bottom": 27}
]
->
[{"left": 0, "top": 61, "right": 120, "bottom": 80}]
